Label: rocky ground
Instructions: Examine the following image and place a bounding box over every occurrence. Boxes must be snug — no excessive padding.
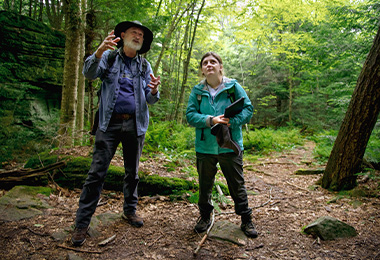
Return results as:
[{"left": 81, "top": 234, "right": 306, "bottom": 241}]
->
[{"left": 0, "top": 142, "right": 379, "bottom": 260}]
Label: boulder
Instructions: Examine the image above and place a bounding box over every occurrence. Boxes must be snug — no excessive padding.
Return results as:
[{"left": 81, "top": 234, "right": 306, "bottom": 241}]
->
[
  {"left": 304, "top": 216, "right": 357, "bottom": 240},
  {"left": 0, "top": 185, "right": 52, "bottom": 221}
]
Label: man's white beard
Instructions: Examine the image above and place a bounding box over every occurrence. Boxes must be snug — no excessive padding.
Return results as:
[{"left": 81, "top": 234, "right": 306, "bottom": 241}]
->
[{"left": 124, "top": 39, "right": 142, "bottom": 51}]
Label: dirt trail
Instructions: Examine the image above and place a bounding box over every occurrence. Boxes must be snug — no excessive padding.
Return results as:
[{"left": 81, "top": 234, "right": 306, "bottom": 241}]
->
[{"left": 0, "top": 142, "right": 379, "bottom": 260}]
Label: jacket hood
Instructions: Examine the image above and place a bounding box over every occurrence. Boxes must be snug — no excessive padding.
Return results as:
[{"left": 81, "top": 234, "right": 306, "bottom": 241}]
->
[{"left": 194, "top": 77, "right": 237, "bottom": 93}]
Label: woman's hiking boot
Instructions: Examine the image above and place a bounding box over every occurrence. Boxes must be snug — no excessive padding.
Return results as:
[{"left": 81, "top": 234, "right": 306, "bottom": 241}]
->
[
  {"left": 241, "top": 214, "right": 258, "bottom": 238},
  {"left": 194, "top": 214, "right": 211, "bottom": 233}
]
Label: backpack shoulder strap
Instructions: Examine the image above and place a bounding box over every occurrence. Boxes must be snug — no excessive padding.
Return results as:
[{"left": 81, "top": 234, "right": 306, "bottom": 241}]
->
[
  {"left": 107, "top": 49, "right": 119, "bottom": 68},
  {"left": 226, "top": 85, "right": 236, "bottom": 103},
  {"left": 197, "top": 94, "right": 202, "bottom": 105},
  {"left": 141, "top": 57, "right": 148, "bottom": 75}
]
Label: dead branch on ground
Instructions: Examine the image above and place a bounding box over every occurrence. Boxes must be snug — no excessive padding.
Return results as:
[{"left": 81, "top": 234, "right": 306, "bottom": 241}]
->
[{"left": 56, "top": 244, "right": 102, "bottom": 254}]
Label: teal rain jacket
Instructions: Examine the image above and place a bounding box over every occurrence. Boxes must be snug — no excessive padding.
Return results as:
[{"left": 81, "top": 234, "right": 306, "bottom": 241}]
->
[{"left": 186, "top": 77, "right": 253, "bottom": 155}]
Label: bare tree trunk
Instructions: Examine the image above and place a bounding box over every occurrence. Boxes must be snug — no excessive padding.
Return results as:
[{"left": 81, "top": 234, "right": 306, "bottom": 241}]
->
[
  {"left": 75, "top": 0, "right": 87, "bottom": 145},
  {"left": 174, "top": 0, "right": 205, "bottom": 122},
  {"left": 28, "top": 0, "right": 32, "bottom": 17},
  {"left": 38, "top": 0, "right": 43, "bottom": 21},
  {"left": 45, "top": 0, "right": 64, "bottom": 29},
  {"left": 288, "top": 76, "right": 292, "bottom": 123},
  {"left": 19, "top": 0, "right": 22, "bottom": 14},
  {"left": 59, "top": 0, "right": 81, "bottom": 146},
  {"left": 322, "top": 25, "right": 380, "bottom": 191},
  {"left": 84, "top": 2, "right": 97, "bottom": 144},
  {"left": 153, "top": 0, "right": 189, "bottom": 75}
]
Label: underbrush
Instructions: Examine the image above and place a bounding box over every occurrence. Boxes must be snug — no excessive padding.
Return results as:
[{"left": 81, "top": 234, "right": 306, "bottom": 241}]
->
[
  {"left": 243, "top": 127, "right": 304, "bottom": 156},
  {"left": 309, "top": 126, "right": 380, "bottom": 167},
  {"left": 144, "top": 122, "right": 306, "bottom": 167}
]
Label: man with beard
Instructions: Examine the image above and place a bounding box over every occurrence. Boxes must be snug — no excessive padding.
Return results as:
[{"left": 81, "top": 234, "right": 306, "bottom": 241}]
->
[{"left": 71, "top": 21, "right": 161, "bottom": 246}]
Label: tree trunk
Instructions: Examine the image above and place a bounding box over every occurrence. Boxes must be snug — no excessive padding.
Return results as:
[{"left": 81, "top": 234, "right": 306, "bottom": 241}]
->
[
  {"left": 174, "top": 0, "right": 205, "bottom": 122},
  {"left": 45, "top": 0, "right": 64, "bottom": 30},
  {"left": 28, "top": 0, "right": 32, "bottom": 17},
  {"left": 75, "top": 0, "right": 86, "bottom": 145},
  {"left": 153, "top": 0, "right": 188, "bottom": 75},
  {"left": 59, "top": 0, "right": 81, "bottom": 146},
  {"left": 322, "top": 25, "right": 380, "bottom": 191},
  {"left": 0, "top": 161, "right": 65, "bottom": 189},
  {"left": 173, "top": 7, "right": 192, "bottom": 122},
  {"left": 84, "top": 5, "right": 97, "bottom": 144}
]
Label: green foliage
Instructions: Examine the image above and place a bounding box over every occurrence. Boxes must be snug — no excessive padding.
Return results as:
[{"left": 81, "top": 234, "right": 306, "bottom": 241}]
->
[
  {"left": 364, "top": 126, "right": 380, "bottom": 165},
  {"left": 139, "top": 174, "right": 197, "bottom": 196},
  {"left": 0, "top": 83, "right": 61, "bottom": 167},
  {"left": 144, "top": 121, "right": 196, "bottom": 166},
  {"left": 310, "top": 126, "right": 380, "bottom": 166},
  {"left": 243, "top": 127, "right": 304, "bottom": 155},
  {"left": 24, "top": 152, "right": 61, "bottom": 168},
  {"left": 309, "top": 130, "right": 337, "bottom": 164},
  {"left": 187, "top": 191, "right": 199, "bottom": 204},
  {"left": 14, "top": 185, "right": 53, "bottom": 197},
  {"left": 181, "top": 165, "right": 198, "bottom": 178}
]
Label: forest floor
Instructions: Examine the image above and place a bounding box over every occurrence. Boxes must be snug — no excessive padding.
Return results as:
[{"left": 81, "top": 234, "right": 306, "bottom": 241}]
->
[{"left": 0, "top": 141, "right": 380, "bottom": 260}]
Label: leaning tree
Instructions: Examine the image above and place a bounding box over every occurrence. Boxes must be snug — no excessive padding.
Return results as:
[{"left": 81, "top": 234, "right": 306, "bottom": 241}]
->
[{"left": 321, "top": 25, "right": 380, "bottom": 191}]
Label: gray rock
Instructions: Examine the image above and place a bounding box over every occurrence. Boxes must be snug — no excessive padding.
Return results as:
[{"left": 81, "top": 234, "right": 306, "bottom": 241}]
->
[
  {"left": 51, "top": 229, "right": 70, "bottom": 242},
  {"left": 95, "top": 212, "right": 122, "bottom": 225},
  {"left": 0, "top": 186, "right": 51, "bottom": 221},
  {"left": 304, "top": 216, "right": 357, "bottom": 240},
  {"left": 209, "top": 220, "right": 247, "bottom": 246},
  {"left": 67, "top": 253, "right": 84, "bottom": 260}
]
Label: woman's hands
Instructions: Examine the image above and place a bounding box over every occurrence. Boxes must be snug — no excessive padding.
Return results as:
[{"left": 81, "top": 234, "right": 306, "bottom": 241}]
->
[{"left": 212, "top": 115, "right": 230, "bottom": 127}]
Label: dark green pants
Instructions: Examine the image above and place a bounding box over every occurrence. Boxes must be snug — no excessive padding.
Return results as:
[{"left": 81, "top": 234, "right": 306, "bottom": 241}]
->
[{"left": 196, "top": 152, "right": 252, "bottom": 216}]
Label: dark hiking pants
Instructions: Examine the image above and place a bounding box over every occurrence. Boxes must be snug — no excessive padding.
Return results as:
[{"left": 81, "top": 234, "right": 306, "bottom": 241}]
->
[
  {"left": 196, "top": 152, "right": 252, "bottom": 217},
  {"left": 75, "top": 118, "right": 145, "bottom": 228}
]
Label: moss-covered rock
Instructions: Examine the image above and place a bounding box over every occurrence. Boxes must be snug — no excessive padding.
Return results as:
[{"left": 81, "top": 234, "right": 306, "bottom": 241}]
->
[
  {"left": 0, "top": 185, "right": 52, "bottom": 222},
  {"left": 0, "top": 11, "right": 65, "bottom": 85},
  {"left": 0, "top": 11, "right": 64, "bottom": 165}
]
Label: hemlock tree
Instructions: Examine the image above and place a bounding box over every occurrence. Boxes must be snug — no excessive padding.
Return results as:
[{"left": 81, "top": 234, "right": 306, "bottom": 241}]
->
[
  {"left": 59, "top": 0, "right": 81, "bottom": 146},
  {"left": 321, "top": 25, "right": 380, "bottom": 191}
]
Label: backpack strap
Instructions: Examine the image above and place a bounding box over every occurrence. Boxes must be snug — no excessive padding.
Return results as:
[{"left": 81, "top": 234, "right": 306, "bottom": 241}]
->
[
  {"left": 107, "top": 49, "right": 119, "bottom": 68},
  {"left": 140, "top": 57, "right": 148, "bottom": 77},
  {"left": 226, "top": 86, "right": 236, "bottom": 103}
]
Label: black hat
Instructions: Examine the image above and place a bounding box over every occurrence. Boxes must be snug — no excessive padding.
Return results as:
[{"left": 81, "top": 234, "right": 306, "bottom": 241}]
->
[{"left": 114, "top": 20, "right": 153, "bottom": 54}]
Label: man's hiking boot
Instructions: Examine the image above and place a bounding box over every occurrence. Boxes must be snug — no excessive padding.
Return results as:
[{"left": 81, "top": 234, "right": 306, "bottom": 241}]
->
[
  {"left": 194, "top": 215, "right": 211, "bottom": 233},
  {"left": 241, "top": 214, "right": 258, "bottom": 238},
  {"left": 122, "top": 212, "right": 144, "bottom": 227},
  {"left": 71, "top": 226, "right": 89, "bottom": 246}
]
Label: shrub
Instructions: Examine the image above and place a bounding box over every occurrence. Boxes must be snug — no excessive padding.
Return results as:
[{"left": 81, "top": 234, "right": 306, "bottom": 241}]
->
[{"left": 243, "top": 127, "right": 304, "bottom": 155}]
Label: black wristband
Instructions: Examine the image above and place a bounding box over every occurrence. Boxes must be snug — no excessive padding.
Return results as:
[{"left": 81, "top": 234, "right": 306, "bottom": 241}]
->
[{"left": 209, "top": 116, "right": 214, "bottom": 126}]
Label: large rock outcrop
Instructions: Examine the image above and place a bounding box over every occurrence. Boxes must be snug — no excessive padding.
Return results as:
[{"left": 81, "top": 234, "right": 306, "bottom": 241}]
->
[
  {"left": 0, "top": 10, "right": 65, "bottom": 87},
  {"left": 0, "top": 11, "right": 65, "bottom": 164}
]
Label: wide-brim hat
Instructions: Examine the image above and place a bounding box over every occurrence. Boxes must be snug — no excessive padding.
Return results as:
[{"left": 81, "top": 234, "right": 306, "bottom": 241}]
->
[{"left": 114, "top": 20, "right": 153, "bottom": 54}]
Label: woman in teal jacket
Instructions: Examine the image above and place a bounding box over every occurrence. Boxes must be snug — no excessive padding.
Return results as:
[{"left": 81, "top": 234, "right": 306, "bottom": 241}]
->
[{"left": 186, "top": 52, "right": 258, "bottom": 238}]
